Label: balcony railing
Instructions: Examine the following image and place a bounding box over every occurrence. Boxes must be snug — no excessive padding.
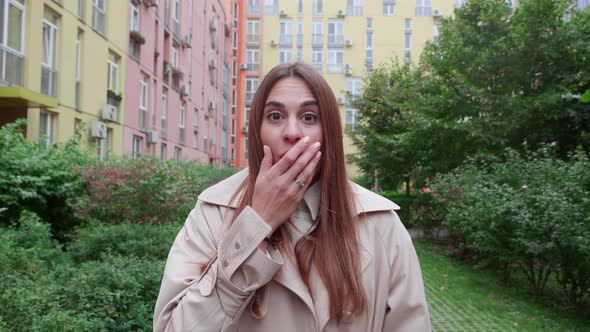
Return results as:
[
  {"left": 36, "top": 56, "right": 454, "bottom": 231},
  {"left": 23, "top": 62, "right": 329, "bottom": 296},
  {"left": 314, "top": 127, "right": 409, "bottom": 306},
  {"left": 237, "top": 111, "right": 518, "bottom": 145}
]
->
[
  {"left": 347, "top": 6, "right": 363, "bottom": 16},
  {"left": 247, "top": 34, "right": 260, "bottom": 46},
  {"left": 247, "top": 63, "right": 259, "bottom": 72},
  {"left": 0, "top": 46, "right": 24, "bottom": 86},
  {"left": 279, "top": 34, "right": 292, "bottom": 46},
  {"left": 327, "top": 34, "right": 344, "bottom": 47},
  {"left": 41, "top": 66, "right": 58, "bottom": 97},
  {"left": 327, "top": 63, "right": 343, "bottom": 73},
  {"left": 179, "top": 127, "right": 185, "bottom": 145},
  {"left": 245, "top": 92, "right": 255, "bottom": 105},
  {"left": 312, "top": 34, "right": 323, "bottom": 46}
]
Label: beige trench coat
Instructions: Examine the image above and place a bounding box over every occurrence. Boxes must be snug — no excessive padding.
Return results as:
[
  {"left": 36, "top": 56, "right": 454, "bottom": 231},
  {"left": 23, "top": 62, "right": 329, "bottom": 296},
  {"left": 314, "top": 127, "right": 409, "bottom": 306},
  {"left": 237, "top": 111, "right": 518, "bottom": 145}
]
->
[{"left": 154, "top": 169, "right": 431, "bottom": 332}]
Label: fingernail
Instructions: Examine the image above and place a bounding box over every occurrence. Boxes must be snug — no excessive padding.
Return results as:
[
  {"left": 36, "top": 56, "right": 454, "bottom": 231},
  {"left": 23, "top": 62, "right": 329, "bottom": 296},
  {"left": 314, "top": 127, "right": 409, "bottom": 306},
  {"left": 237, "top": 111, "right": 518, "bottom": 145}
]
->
[
  {"left": 303, "top": 136, "right": 310, "bottom": 143},
  {"left": 313, "top": 142, "right": 321, "bottom": 149},
  {"left": 316, "top": 151, "right": 322, "bottom": 158}
]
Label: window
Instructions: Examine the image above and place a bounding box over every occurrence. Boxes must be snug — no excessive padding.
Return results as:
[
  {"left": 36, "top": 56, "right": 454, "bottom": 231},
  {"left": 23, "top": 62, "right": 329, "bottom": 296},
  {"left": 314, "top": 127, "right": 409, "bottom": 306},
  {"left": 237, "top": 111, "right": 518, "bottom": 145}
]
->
[
  {"left": 174, "top": 147, "right": 181, "bottom": 161},
  {"left": 247, "top": 20, "right": 260, "bottom": 45},
  {"left": 132, "top": 135, "right": 142, "bottom": 158},
  {"left": 75, "top": 30, "right": 82, "bottom": 109},
  {"left": 346, "top": 77, "right": 362, "bottom": 105},
  {"left": 99, "top": 127, "right": 112, "bottom": 160},
  {"left": 298, "top": 0, "right": 303, "bottom": 15},
  {"left": 383, "top": 0, "right": 395, "bottom": 15},
  {"left": 0, "top": 0, "right": 25, "bottom": 86},
  {"left": 327, "top": 49, "right": 343, "bottom": 73},
  {"left": 297, "top": 19, "right": 303, "bottom": 46},
  {"left": 92, "top": 0, "right": 105, "bottom": 35},
  {"left": 244, "top": 138, "right": 248, "bottom": 160},
  {"left": 171, "top": 46, "right": 178, "bottom": 68},
  {"left": 327, "top": 20, "right": 344, "bottom": 46},
  {"left": 279, "top": 49, "right": 292, "bottom": 64},
  {"left": 247, "top": 0, "right": 260, "bottom": 14},
  {"left": 264, "top": 0, "right": 278, "bottom": 14},
  {"left": 192, "top": 130, "right": 198, "bottom": 149},
  {"left": 415, "top": 0, "right": 432, "bottom": 16},
  {"left": 345, "top": 108, "right": 359, "bottom": 132},
  {"left": 41, "top": 9, "right": 58, "bottom": 97},
  {"left": 433, "top": 19, "right": 441, "bottom": 44},
  {"left": 578, "top": 0, "right": 590, "bottom": 9},
  {"left": 312, "top": 19, "right": 322, "bottom": 46},
  {"left": 161, "top": 92, "right": 167, "bottom": 138},
  {"left": 245, "top": 78, "right": 258, "bottom": 105},
  {"left": 129, "top": 2, "right": 139, "bottom": 31},
  {"left": 312, "top": 0, "right": 322, "bottom": 15},
  {"left": 455, "top": 0, "right": 465, "bottom": 8},
  {"left": 203, "top": 116, "right": 209, "bottom": 153},
  {"left": 404, "top": 19, "right": 412, "bottom": 65},
  {"left": 279, "top": 19, "right": 293, "bottom": 45},
  {"left": 139, "top": 74, "right": 148, "bottom": 130},
  {"left": 39, "top": 109, "right": 56, "bottom": 146},
  {"left": 245, "top": 108, "right": 250, "bottom": 128},
  {"left": 312, "top": 49, "right": 322, "bottom": 72},
  {"left": 74, "top": 118, "right": 82, "bottom": 142},
  {"left": 246, "top": 49, "right": 259, "bottom": 72},
  {"left": 366, "top": 18, "right": 373, "bottom": 71},
  {"left": 179, "top": 106, "right": 185, "bottom": 145},
  {"left": 78, "top": 0, "right": 85, "bottom": 19},
  {"left": 107, "top": 53, "right": 119, "bottom": 91},
  {"left": 347, "top": 0, "right": 363, "bottom": 16},
  {"left": 172, "top": 0, "right": 180, "bottom": 36},
  {"left": 160, "top": 143, "right": 167, "bottom": 161}
]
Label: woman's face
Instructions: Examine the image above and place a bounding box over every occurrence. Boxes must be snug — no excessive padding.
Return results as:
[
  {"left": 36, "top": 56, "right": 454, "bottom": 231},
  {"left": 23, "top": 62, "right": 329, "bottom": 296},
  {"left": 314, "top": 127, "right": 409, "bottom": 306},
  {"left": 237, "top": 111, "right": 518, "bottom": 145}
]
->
[{"left": 260, "top": 77, "right": 323, "bottom": 164}]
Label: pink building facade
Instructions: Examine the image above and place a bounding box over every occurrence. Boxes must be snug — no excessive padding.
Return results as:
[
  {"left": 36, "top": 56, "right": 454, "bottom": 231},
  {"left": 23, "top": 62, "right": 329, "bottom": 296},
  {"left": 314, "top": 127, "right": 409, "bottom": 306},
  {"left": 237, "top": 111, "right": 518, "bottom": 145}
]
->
[{"left": 124, "top": 0, "right": 237, "bottom": 166}]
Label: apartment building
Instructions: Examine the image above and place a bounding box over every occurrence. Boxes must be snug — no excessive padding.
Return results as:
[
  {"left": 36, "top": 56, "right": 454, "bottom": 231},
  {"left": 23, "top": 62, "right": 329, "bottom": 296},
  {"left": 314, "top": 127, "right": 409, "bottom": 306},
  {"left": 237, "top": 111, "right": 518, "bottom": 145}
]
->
[
  {"left": 123, "top": 0, "right": 236, "bottom": 166},
  {"left": 0, "top": 0, "right": 238, "bottom": 167},
  {"left": 0, "top": 0, "right": 128, "bottom": 157}
]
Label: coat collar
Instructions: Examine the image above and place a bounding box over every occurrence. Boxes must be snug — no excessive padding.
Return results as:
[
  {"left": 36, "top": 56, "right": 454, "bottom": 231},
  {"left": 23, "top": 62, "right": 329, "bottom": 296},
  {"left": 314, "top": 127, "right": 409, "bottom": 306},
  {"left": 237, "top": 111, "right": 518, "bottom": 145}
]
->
[{"left": 198, "top": 168, "right": 400, "bottom": 216}]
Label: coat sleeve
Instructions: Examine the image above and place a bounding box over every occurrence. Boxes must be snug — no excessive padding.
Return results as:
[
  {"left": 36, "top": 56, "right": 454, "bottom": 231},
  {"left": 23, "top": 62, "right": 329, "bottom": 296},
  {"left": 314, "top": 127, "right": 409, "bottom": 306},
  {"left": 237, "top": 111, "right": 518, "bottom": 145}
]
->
[
  {"left": 380, "top": 211, "right": 432, "bottom": 332},
  {"left": 153, "top": 202, "right": 283, "bottom": 332}
]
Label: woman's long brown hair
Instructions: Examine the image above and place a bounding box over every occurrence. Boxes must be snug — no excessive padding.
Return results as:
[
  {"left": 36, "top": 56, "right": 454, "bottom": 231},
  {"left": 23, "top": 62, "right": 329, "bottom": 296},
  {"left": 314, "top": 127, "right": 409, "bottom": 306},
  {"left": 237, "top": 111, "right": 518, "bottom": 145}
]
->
[{"left": 229, "top": 63, "right": 366, "bottom": 322}]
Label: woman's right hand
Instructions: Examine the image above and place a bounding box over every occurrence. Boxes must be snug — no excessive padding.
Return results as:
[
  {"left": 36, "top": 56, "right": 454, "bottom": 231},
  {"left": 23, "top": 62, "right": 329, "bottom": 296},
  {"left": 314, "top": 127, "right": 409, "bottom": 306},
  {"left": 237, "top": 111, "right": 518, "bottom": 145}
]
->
[{"left": 251, "top": 136, "right": 322, "bottom": 235}]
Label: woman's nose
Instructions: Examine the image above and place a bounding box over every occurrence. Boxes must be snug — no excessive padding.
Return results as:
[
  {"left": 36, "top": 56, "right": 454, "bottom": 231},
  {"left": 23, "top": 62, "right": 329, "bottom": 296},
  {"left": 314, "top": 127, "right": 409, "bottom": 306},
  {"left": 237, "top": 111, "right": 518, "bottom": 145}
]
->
[{"left": 282, "top": 118, "right": 302, "bottom": 144}]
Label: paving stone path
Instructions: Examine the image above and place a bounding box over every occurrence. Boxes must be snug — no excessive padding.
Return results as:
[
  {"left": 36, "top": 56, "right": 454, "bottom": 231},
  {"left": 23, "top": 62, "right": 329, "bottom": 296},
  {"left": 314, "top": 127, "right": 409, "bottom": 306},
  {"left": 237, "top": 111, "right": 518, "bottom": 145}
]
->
[{"left": 422, "top": 265, "right": 518, "bottom": 331}]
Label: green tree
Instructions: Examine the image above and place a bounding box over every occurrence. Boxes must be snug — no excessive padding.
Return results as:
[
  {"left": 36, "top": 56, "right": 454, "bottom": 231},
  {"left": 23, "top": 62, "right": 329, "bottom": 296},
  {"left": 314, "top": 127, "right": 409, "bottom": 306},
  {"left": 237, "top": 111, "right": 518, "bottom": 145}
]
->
[{"left": 352, "top": 0, "right": 590, "bottom": 186}]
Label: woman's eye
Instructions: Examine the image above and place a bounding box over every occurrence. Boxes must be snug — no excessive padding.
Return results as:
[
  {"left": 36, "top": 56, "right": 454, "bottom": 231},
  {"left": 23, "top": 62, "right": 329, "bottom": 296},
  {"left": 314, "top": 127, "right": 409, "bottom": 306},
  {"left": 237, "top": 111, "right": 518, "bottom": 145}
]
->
[
  {"left": 302, "top": 113, "right": 318, "bottom": 122},
  {"left": 269, "top": 112, "right": 282, "bottom": 120}
]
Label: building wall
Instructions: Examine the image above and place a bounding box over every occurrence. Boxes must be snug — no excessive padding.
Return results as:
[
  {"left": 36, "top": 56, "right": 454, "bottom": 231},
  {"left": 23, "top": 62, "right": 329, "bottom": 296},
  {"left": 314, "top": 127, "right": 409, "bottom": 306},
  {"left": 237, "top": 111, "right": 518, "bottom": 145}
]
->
[
  {"left": 10, "top": 0, "right": 126, "bottom": 158},
  {"left": 248, "top": 0, "right": 460, "bottom": 176}
]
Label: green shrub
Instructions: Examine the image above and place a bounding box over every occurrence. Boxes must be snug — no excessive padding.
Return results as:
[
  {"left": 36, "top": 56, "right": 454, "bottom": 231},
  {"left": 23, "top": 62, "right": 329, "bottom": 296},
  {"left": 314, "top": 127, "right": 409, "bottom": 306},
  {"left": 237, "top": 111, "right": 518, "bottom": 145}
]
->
[
  {"left": 378, "top": 191, "right": 415, "bottom": 227},
  {"left": 0, "top": 120, "right": 89, "bottom": 239},
  {"left": 67, "top": 221, "right": 181, "bottom": 263},
  {"left": 431, "top": 146, "right": 590, "bottom": 302},
  {"left": 73, "top": 157, "right": 235, "bottom": 224}
]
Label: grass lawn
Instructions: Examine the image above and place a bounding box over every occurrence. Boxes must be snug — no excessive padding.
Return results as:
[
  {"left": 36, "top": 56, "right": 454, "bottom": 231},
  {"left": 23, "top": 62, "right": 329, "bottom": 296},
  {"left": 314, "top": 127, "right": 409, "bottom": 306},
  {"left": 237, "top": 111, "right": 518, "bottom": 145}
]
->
[{"left": 415, "top": 240, "right": 590, "bottom": 331}]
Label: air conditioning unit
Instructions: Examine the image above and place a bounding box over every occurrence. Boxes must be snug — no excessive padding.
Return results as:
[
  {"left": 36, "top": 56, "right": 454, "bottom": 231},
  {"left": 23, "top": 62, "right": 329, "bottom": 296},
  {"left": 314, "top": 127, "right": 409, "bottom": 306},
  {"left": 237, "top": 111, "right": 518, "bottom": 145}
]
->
[
  {"left": 345, "top": 64, "right": 352, "bottom": 75},
  {"left": 345, "top": 39, "right": 353, "bottom": 47},
  {"left": 337, "top": 9, "right": 346, "bottom": 17},
  {"left": 147, "top": 130, "right": 159, "bottom": 144},
  {"left": 180, "top": 85, "right": 189, "bottom": 97},
  {"left": 209, "top": 58, "right": 216, "bottom": 69},
  {"left": 270, "top": 40, "right": 278, "bottom": 47},
  {"left": 182, "top": 34, "right": 192, "bottom": 48},
  {"left": 336, "top": 97, "right": 345, "bottom": 105},
  {"left": 209, "top": 19, "right": 217, "bottom": 32},
  {"left": 279, "top": 9, "right": 288, "bottom": 17},
  {"left": 240, "top": 63, "right": 248, "bottom": 70},
  {"left": 102, "top": 104, "right": 117, "bottom": 122},
  {"left": 432, "top": 9, "right": 443, "bottom": 17},
  {"left": 241, "top": 126, "right": 248, "bottom": 133},
  {"left": 91, "top": 120, "right": 107, "bottom": 139}
]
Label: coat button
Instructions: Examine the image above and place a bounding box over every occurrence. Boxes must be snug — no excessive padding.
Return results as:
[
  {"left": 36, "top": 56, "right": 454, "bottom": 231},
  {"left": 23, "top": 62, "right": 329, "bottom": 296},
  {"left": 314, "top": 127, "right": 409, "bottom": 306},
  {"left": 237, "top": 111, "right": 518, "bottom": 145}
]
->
[
  {"left": 223, "top": 259, "right": 229, "bottom": 268},
  {"left": 235, "top": 242, "right": 241, "bottom": 250}
]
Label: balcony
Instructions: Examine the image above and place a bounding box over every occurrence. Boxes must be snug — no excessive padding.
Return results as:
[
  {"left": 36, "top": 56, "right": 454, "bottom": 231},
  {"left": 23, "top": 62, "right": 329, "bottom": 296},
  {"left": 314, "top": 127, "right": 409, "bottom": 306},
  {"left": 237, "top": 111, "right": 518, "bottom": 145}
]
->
[
  {"left": 279, "top": 34, "right": 292, "bottom": 46},
  {"left": 327, "top": 34, "right": 344, "bottom": 47},
  {"left": 247, "top": 63, "right": 259, "bottom": 72},
  {"left": 41, "top": 66, "right": 58, "bottom": 98},
  {"left": 312, "top": 34, "right": 323, "bottom": 46},
  {"left": 346, "top": 6, "right": 363, "bottom": 16},
  {"left": 247, "top": 34, "right": 260, "bottom": 47},
  {"left": 0, "top": 46, "right": 24, "bottom": 86}
]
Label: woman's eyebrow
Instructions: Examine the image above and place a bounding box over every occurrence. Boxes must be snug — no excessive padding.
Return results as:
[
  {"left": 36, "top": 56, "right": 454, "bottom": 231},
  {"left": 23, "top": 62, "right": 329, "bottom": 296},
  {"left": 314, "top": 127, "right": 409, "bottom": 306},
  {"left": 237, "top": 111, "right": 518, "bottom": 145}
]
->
[
  {"left": 300, "top": 100, "right": 318, "bottom": 107},
  {"left": 264, "top": 101, "right": 284, "bottom": 108}
]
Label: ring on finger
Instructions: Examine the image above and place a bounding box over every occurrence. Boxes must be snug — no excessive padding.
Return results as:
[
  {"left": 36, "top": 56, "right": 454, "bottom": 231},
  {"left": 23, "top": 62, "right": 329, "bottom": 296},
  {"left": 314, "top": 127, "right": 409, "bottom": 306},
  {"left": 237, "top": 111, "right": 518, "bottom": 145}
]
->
[{"left": 295, "top": 179, "right": 305, "bottom": 188}]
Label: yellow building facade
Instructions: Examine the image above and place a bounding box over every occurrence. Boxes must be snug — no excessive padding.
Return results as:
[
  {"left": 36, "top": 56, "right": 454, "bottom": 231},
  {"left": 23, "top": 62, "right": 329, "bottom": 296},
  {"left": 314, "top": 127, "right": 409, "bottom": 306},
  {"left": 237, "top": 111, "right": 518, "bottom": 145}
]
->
[
  {"left": 254, "top": 0, "right": 465, "bottom": 176},
  {"left": 0, "top": 0, "right": 128, "bottom": 158}
]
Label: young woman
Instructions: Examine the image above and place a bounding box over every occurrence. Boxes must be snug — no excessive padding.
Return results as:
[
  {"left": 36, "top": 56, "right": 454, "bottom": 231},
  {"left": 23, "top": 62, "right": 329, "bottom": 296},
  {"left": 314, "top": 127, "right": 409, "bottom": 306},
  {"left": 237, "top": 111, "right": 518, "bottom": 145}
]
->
[{"left": 153, "top": 63, "right": 431, "bottom": 332}]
